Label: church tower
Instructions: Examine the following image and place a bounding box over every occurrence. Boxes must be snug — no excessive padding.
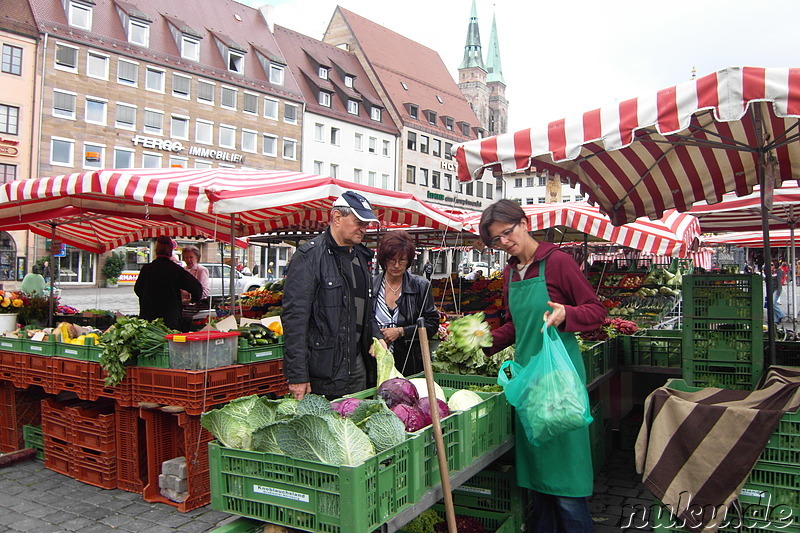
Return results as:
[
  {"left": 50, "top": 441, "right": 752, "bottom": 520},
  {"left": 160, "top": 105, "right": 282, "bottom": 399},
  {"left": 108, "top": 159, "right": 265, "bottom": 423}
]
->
[
  {"left": 485, "top": 12, "right": 508, "bottom": 136},
  {"left": 457, "top": 0, "right": 490, "bottom": 132}
]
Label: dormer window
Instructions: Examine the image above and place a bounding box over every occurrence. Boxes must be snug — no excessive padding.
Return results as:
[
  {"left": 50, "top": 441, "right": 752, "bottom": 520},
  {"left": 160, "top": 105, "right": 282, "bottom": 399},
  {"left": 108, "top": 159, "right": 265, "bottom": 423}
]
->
[
  {"left": 227, "top": 49, "right": 244, "bottom": 74},
  {"left": 269, "top": 64, "right": 284, "bottom": 85},
  {"left": 344, "top": 75, "right": 354, "bottom": 88},
  {"left": 319, "top": 91, "right": 331, "bottom": 107},
  {"left": 181, "top": 35, "right": 200, "bottom": 61},
  {"left": 409, "top": 104, "right": 419, "bottom": 119},
  {"left": 66, "top": 0, "right": 93, "bottom": 30},
  {"left": 460, "top": 122, "right": 470, "bottom": 136},
  {"left": 318, "top": 67, "right": 329, "bottom": 80},
  {"left": 347, "top": 100, "right": 359, "bottom": 115},
  {"left": 427, "top": 110, "right": 437, "bottom": 125},
  {"left": 370, "top": 107, "right": 381, "bottom": 121},
  {"left": 445, "top": 116, "right": 454, "bottom": 131},
  {"left": 128, "top": 19, "right": 149, "bottom": 47}
]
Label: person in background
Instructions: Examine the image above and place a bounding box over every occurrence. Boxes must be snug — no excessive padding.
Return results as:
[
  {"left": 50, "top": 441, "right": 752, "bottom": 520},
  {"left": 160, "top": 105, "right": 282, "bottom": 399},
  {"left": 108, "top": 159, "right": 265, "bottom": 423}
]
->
[
  {"left": 373, "top": 231, "right": 439, "bottom": 375},
  {"left": 181, "top": 245, "right": 210, "bottom": 304},
  {"left": 20, "top": 265, "right": 46, "bottom": 296},
  {"left": 42, "top": 261, "right": 52, "bottom": 284},
  {"left": 282, "top": 191, "right": 386, "bottom": 400},
  {"left": 771, "top": 262, "right": 786, "bottom": 324},
  {"left": 465, "top": 268, "right": 484, "bottom": 281},
  {"left": 135, "top": 236, "right": 203, "bottom": 330},
  {"left": 423, "top": 259, "right": 433, "bottom": 280},
  {"left": 479, "top": 199, "right": 606, "bottom": 533},
  {"left": 241, "top": 264, "right": 252, "bottom": 276},
  {"left": 781, "top": 261, "right": 790, "bottom": 286}
]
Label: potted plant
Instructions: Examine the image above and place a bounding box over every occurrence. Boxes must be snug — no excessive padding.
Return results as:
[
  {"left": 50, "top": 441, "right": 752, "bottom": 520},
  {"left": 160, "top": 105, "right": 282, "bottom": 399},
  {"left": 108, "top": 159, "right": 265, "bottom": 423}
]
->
[{"left": 101, "top": 252, "right": 125, "bottom": 287}]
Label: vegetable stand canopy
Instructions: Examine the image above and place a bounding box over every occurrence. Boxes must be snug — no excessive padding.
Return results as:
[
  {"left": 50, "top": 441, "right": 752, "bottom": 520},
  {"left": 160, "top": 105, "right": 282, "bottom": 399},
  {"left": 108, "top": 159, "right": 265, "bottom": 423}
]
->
[
  {"left": 461, "top": 202, "right": 700, "bottom": 257},
  {"left": 703, "top": 230, "right": 799, "bottom": 248},
  {"left": 0, "top": 168, "right": 464, "bottom": 253},
  {"left": 688, "top": 186, "right": 800, "bottom": 233},
  {"left": 454, "top": 66, "right": 800, "bottom": 226}
]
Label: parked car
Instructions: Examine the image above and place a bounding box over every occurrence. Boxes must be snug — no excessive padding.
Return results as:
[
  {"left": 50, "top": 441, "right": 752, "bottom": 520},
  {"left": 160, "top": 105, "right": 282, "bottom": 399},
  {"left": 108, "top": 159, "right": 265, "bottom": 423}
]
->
[
  {"left": 200, "top": 263, "right": 271, "bottom": 298},
  {"left": 464, "top": 262, "right": 490, "bottom": 277}
]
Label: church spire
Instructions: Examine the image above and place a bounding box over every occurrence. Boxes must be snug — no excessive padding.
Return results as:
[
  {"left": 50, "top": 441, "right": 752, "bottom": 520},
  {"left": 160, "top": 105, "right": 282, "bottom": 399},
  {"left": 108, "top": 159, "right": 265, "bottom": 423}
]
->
[
  {"left": 486, "top": 11, "right": 504, "bottom": 85},
  {"left": 459, "top": 0, "right": 485, "bottom": 70}
]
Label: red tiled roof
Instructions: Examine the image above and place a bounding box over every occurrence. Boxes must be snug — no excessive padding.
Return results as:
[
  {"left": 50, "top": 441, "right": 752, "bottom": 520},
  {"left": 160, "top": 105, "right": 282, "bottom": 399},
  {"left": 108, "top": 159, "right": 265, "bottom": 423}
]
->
[
  {"left": 331, "top": 6, "right": 481, "bottom": 142},
  {"left": 2, "top": 0, "right": 39, "bottom": 38}
]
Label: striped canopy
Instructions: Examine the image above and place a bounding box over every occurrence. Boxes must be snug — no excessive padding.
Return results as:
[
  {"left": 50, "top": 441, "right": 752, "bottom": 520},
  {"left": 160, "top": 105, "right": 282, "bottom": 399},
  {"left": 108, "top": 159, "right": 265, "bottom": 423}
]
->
[
  {"left": 703, "top": 230, "right": 799, "bottom": 248},
  {"left": 0, "top": 168, "right": 463, "bottom": 253},
  {"left": 688, "top": 186, "right": 800, "bottom": 232},
  {"left": 455, "top": 66, "right": 800, "bottom": 226},
  {"left": 461, "top": 201, "right": 700, "bottom": 257}
]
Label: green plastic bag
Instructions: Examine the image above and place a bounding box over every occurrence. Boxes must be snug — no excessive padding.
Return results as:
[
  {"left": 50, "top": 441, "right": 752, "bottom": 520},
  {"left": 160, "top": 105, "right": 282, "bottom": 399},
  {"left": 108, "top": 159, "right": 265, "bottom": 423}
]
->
[{"left": 497, "top": 325, "right": 592, "bottom": 446}]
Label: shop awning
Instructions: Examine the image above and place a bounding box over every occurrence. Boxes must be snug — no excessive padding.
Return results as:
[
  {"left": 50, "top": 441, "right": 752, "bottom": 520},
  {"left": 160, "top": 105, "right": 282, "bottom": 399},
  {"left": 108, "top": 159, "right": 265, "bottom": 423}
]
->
[{"left": 688, "top": 186, "right": 800, "bottom": 232}]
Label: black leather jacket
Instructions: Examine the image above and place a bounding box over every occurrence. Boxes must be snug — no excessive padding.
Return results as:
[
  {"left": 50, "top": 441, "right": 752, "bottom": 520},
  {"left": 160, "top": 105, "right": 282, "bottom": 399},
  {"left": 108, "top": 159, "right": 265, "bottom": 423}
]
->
[
  {"left": 282, "top": 229, "right": 382, "bottom": 396},
  {"left": 372, "top": 272, "right": 439, "bottom": 375}
]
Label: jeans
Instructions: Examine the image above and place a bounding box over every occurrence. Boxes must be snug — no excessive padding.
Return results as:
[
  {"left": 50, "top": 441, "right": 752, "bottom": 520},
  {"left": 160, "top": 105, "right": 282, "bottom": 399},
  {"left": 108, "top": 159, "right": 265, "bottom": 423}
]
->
[
  {"left": 528, "top": 491, "right": 594, "bottom": 532},
  {"left": 773, "top": 291, "right": 786, "bottom": 323}
]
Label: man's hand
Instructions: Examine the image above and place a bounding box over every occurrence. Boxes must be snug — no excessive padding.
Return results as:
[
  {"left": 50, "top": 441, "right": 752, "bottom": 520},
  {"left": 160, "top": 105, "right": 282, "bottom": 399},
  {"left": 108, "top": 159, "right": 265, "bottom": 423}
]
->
[
  {"left": 543, "top": 301, "right": 566, "bottom": 329},
  {"left": 288, "top": 382, "right": 312, "bottom": 400}
]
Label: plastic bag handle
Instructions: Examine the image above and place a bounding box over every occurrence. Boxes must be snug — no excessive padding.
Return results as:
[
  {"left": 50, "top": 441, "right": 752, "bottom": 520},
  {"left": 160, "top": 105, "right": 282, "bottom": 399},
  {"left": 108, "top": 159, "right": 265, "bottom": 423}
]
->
[{"left": 496, "top": 359, "right": 519, "bottom": 388}]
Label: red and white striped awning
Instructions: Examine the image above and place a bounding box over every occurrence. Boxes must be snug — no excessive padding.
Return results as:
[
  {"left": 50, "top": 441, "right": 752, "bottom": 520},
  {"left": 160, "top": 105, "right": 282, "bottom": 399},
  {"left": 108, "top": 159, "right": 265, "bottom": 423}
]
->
[
  {"left": 455, "top": 66, "right": 800, "bottom": 226},
  {"left": 704, "top": 230, "right": 800, "bottom": 248},
  {"left": 688, "top": 186, "right": 800, "bottom": 232},
  {"left": 0, "top": 169, "right": 463, "bottom": 253},
  {"left": 461, "top": 201, "right": 700, "bottom": 257}
]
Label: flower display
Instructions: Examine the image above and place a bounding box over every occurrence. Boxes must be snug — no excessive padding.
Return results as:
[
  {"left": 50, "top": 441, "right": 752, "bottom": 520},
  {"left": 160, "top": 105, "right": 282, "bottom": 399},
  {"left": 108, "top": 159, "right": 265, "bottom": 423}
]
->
[{"left": 0, "top": 291, "right": 28, "bottom": 314}]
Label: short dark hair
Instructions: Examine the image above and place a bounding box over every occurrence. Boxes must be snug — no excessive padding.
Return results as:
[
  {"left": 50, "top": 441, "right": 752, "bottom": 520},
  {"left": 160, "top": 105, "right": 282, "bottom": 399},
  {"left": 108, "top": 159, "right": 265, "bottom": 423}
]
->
[
  {"left": 32, "top": 265, "right": 41, "bottom": 274},
  {"left": 376, "top": 230, "right": 416, "bottom": 269},
  {"left": 479, "top": 199, "right": 526, "bottom": 247},
  {"left": 154, "top": 235, "right": 174, "bottom": 257}
]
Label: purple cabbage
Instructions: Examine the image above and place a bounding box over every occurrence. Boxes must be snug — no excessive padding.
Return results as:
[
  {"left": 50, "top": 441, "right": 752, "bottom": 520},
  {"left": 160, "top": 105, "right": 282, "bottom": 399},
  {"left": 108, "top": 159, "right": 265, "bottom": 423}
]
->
[
  {"left": 330, "top": 398, "right": 363, "bottom": 418},
  {"left": 416, "top": 397, "right": 451, "bottom": 427},
  {"left": 391, "top": 403, "right": 427, "bottom": 432},
  {"left": 377, "top": 378, "right": 419, "bottom": 408}
]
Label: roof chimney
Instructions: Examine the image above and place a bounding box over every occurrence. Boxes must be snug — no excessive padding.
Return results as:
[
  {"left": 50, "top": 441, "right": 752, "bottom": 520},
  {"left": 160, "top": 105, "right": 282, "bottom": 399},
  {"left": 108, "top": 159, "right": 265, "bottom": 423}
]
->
[{"left": 258, "top": 4, "right": 275, "bottom": 32}]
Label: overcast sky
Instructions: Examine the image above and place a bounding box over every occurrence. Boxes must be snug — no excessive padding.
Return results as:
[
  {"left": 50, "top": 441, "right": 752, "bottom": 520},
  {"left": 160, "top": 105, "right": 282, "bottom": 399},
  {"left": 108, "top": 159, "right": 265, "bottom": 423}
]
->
[{"left": 239, "top": 0, "right": 800, "bottom": 132}]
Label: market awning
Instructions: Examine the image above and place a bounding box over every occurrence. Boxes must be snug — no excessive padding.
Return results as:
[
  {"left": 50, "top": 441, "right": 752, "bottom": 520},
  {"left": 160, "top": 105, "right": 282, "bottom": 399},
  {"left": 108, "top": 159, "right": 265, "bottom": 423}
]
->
[
  {"left": 460, "top": 202, "right": 700, "bottom": 257},
  {"left": 688, "top": 186, "right": 800, "bottom": 232},
  {"left": 703, "top": 230, "right": 799, "bottom": 248},
  {"left": 455, "top": 66, "right": 800, "bottom": 226}
]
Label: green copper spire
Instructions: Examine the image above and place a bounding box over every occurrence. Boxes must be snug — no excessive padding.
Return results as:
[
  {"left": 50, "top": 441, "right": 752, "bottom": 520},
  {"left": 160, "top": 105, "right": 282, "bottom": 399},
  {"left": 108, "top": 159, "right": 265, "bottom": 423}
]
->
[
  {"left": 486, "top": 11, "right": 504, "bottom": 84},
  {"left": 459, "top": 0, "right": 485, "bottom": 70}
]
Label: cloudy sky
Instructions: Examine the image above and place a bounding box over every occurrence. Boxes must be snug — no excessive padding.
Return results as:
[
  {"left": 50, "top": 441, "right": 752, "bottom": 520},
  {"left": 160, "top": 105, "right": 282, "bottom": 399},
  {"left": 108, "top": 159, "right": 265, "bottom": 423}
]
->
[{"left": 239, "top": 0, "right": 800, "bottom": 132}]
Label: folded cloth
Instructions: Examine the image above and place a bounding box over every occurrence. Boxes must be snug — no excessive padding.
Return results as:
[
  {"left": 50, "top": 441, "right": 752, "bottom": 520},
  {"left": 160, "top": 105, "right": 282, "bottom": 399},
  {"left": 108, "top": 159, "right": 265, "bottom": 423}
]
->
[{"left": 635, "top": 366, "right": 800, "bottom": 531}]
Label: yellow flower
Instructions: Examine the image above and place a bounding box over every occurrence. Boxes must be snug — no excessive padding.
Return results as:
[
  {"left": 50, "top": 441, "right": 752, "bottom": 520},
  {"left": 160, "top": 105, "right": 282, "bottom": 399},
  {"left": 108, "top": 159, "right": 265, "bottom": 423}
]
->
[
  {"left": 1, "top": 297, "right": 10, "bottom": 308},
  {"left": 12, "top": 298, "right": 23, "bottom": 308}
]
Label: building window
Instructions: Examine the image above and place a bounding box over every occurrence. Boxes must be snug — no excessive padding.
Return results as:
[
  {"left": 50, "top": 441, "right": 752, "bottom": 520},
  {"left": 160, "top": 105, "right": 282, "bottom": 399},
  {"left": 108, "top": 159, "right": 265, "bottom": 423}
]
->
[
  {"left": 198, "top": 80, "right": 214, "bottom": 104},
  {"left": 53, "top": 90, "right": 76, "bottom": 119},
  {"left": 406, "top": 165, "right": 415, "bottom": 184},
  {"left": 419, "top": 168, "right": 429, "bottom": 186},
  {"left": 476, "top": 181, "right": 483, "bottom": 198},
  {"left": 354, "top": 133, "right": 363, "bottom": 151},
  {"left": 445, "top": 142, "right": 453, "bottom": 160},
  {"left": 142, "top": 152, "right": 162, "bottom": 168},
  {"left": 526, "top": 198, "right": 534, "bottom": 205},
  {"left": 115, "top": 103, "right": 136, "bottom": 130},
  {"left": 409, "top": 104, "right": 418, "bottom": 119},
  {"left": 314, "top": 123, "right": 324, "bottom": 142},
  {"left": 143, "top": 109, "right": 163, "bottom": 135},
  {"left": 83, "top": 142, "right": 104, "bottom": 169},
  {"left": 243, "top": 92, "right": 258, "bottom": 115},
  {"left": 181, "top": 35, "right": 200, "bottom": 61},
  {"left": 55, "top": 43, "right": 78, "bottom": 72},
  {"left": 67, "top": 1, "right": 92, "bottom": 30},
  {"left": 353, "top": 168, "right": 362, "bottom": 183},
  {"left": 145, "top": 66, "right": 164, "bottom": 92},
  {"left": 221, "top": 86, "right": 237, "bottom": 109},
  {"left": 514, "top": 178, "right": 523, "bottom": 188},
  {"left": 382, "top": 140, "right": 390, "bottom": 157},
  {"left": 382, "top": 174, "right": 390, "bottom": 189},
  {"left": 269, "top": 64, "right": 284, "bottom": 85},
  {"left": 262, "top": 134, "right": 277, "bottom": 156},
  {"left": 432, "top": 139, "right": 441, "bottom": 158},
  {"left": 241, "top": 129, "right": 257, "bottom": 152},
  {"left": 466, "top": 182, "right": 473, "bottom": 196},
  {"left": 84, "top": 97, "right": 107, "bottom": 125},
  {"left": 368, "top": 171, "right": 376, "bottom": 187},
  {"left": 432, "top": 171, "right": 441, "bottom": 189},
  {"left": 50, "top": 137, "right": 74, "bottom": 166},
  {"left": 196, "top": 119, "right": 213, "bottom": 144},
  {"left": 370, "top": 107, "right": 381, "bottom": 121},
  {"left": 444, "top": 173, "right": 452, "bottom": 191},
  {"left": 0, "top": 164, "right": 16, "bottom": 183},
  {"left": 284, "top": 103, "right": 298, "bottom": 124},
  {"left": 169, "top": 155, "right": 187, "bottom": 168},
  {"left": 445, "top": 117, "right": 454, "bottom": 131},
  {"left": 172, "top": 73, "right": 191, "bottom": 98},
  {"left": 263, "top": 98, "right": 278, "bottom": 120},
  {"left": 318, "top": 91, "right": 331, "bottom": 107},
  {"left": 171, "top": 115, "right": 189, "bottom": 139},
  {"left": 318, "top": 67, "right": 328, "bottom": 80},
  {"left": 2, "top": 44, "right": 23, "bottom": 75},
  {"left": 128, "top": 20, "right": 150, "bottom": 47},
  {"left": 219, "top": 124, "right": 236, "bottom": 148},
  {"left": 420, "top": 135, "right": 429, "bottom": 154},
  {"left": 344, "top": 75, "right": 354, "bottom": 87},
  {"left": 282, "top": 138, "right": 297, "bottom": 160},
  {"left": 330, "top": 163, "right": 339, "bottom": 179},
  {"left": 227, "top": 50, "right": 244, "bottom": 74},
  {"left": 407, "top": 132, "right": 416, "bottom": 151},
  {"left": 113, "top": 148, "right": 134, "bottom": 169},
  {"left": 538, "top": 175, "right": 546, "bottom": 186},
  {"left": 0, "top": 105, "right": 19, "bottom": 135},
  {"left": 538, "top": 197, "right": 546, "bottom": 203},
  {"left": 427, "top": 111, "right": 437, "bottom": 125},
  {"left": 87, "top": 52, "right": 109, "bottom": 80},
  {"left": 313, "top": 160, "right": 324, "bottom": 174},
  {"left": 368, "top": 137, "right": 377, "bottom": 154},
  {"left": 117, "top": 59, "right": 138, "bottom": 86},
  {"left": 194, "top": 159, "right": 212, "bottom": 169},
  {"left": 347, "top": 100, "right": 359, "bottom": 115},
  {"left": 486, "top": 184, "right": 493, "bottom": 200},
  {"left": 461, "top": 123, "right": 470, "bottom": 136},
  {"left": 330, "top": 127, "right": 340, "bottom": 146},
  {"left": 526, "top": 177, "right": 534, "bottom": 187}
]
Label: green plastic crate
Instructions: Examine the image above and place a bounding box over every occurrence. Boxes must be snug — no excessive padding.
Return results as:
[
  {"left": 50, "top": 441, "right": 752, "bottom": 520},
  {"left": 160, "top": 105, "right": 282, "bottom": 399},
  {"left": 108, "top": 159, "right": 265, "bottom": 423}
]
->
[
  {"left": 759, "top": 410, "right": 800, "bottom": 465},
  {"left": 0, "top": 337, "right": 22, "bottom": 352},
  {"left": 682, "top": 318, "right": 763, "bottom": 363},
  {"left": 683, "top": 274, "right": 763, "bottom": 320},
  {"left": 22, "top": 424, "right": 44, "bottom": 460},
  {"left": 135, "top": 344, "right": 170, "bottom": 368},
  {"left": 399, "top": 505, "right": 515, "bottom": 533},
  {"left": 682, "top": 359, "right": 763, "bottom": 390},
  {"left": 622, "top": 330, "right": 682, "bottom": 367},
  {"left": 209, "top": 438, "right": 414, "bottom": 533},
  {"left": 19, "top": 338, "right": 55, "bottom": 356},
  {"left": 237, "top": 343, "right": 284, "bottom": 364}
]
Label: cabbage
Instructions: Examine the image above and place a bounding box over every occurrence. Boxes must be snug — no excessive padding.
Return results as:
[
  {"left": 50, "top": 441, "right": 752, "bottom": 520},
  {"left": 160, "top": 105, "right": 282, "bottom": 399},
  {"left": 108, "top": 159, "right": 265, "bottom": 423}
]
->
[
  {"left": 416, "top": 397, "right": 451, "bottom": 427},
  {"left": 363, "top": 411, "right": 407, "bottom": 452},
  {"left": 408, "top": 378, "right": 446, "bottom": 402},
  {"left": 391, "top": 403, "right": 427, "bottom": 432},
  {"left": 273, "top": 414, "right": 376, "bottom": 466},
  {"left": 200, "top": 394, "right": 279, "bottom": 450},
  {"left": 448, "top": 312, "right": 492, "bottom": 352},
  {"left": 447, "top": 389, "right": 483, "bottom": 411},
  {"left": 374, "top": 337, "right": 403, "bottom": 385},
  {"left": 377, "top": 377, "right": 419, "bottom": 408},
  {"left": 331, "top": 398, "right": 363, "bottom": 418}
]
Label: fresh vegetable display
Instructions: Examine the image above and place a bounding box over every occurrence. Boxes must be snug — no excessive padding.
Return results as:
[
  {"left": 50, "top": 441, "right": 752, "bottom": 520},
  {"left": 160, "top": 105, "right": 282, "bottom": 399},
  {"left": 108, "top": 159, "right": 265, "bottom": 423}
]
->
[
  {"left": 374, "top": 337, "right": 403, "bottom": 384},
  {"left": 431, "top": 312, "right": 513, "bottom": 376},
  {"left": 99, "top": 317, "right": 177, "bottom": 386},
  {"left": 237, "top": 322, "right": 282, "bottom": 347}
]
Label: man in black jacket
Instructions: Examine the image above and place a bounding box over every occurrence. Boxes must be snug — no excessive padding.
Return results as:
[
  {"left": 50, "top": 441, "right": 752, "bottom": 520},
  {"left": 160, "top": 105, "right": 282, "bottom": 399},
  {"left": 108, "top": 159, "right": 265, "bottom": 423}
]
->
[{"left": 282, "top": 191, "right": 386, "bottom": 399}]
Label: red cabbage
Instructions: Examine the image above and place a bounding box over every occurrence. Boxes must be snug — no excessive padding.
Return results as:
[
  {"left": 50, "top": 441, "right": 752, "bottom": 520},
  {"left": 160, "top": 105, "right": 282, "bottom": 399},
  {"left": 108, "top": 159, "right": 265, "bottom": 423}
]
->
[
  {"left": 390, "top": 403, "right": 427, "bottom": 432},
  {"left": 330, "top": 398, "right": 363, "bottom": 418},
  {"left": 417, "top": 397, "right": 451, "bottom": 427},
  {"left": 377, "top": 378, "right": 419, "bottom": 408}
]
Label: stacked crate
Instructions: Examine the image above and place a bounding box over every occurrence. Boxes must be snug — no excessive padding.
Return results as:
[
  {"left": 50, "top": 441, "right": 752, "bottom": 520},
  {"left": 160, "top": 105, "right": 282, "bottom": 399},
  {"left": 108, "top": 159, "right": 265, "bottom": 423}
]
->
[
  {"left": 682, "top": 274, "right": 764, "bottom": 390},
  {"left": 0, "top": 381, "right": 43, "bottom": 452}
]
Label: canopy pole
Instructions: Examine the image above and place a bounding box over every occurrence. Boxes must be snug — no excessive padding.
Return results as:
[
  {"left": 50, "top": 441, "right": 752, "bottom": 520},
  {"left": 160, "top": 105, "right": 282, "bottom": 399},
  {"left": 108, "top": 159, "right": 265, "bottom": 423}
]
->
[
  {"left": 48, "top": 223, "right": 56, "bottom": 328},
  {"left": 229, "top": 214, "right": 238, "bottom": 318},
  {"left": 760, "top": 168, "right": 776, "bottom": 367},
  {"left": 790, "top": 223, "right": 796, "bottom": 329}
]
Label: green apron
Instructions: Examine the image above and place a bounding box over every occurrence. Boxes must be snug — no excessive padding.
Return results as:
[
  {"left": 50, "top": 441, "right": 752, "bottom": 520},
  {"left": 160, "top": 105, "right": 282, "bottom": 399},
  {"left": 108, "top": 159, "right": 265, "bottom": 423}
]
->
[{"left": 508, "top": 259, "right": 593, "bottom": 497}]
